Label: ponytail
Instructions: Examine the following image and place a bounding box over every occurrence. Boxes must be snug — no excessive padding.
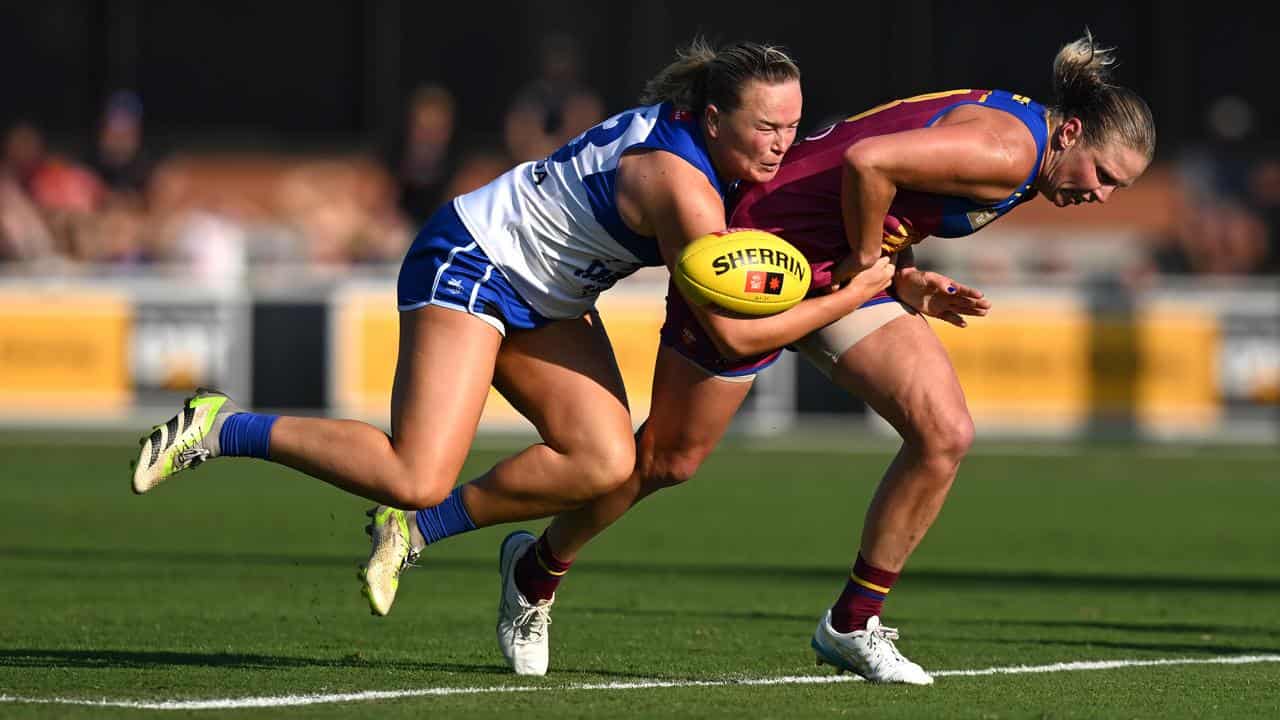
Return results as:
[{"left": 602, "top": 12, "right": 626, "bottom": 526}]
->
[
  {"left": 1050, "top": 29, "right": 1156, "bottom": 161},
  {"left": 640, "top": 38, "right": 800, "bottom": 114}
]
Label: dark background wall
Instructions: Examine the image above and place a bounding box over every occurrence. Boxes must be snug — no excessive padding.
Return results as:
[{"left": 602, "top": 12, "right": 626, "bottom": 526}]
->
[{"left": 2, "top": 1, "right": 1270, "bottom": 158}]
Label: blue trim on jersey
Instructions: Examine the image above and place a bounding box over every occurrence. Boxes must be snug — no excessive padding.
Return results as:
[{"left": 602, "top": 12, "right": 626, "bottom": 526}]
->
[
  {"left": 547, "top": 105, "right": 712, "bottom": 268},
  {"left": 633, "top": 103, "right": 725, "bottom": 198},
  {"left": 581, "top": 169, "right": 664, "bottom": 266},
  {"left": 859, "top": 294, "right": 900, "bottom": 309},
  {"left": 563, "top": 103, "right": 721, "bottom": 267},
  {"left": 398, "top": 203, "right": 552, "bottom": 334},
  {"left": 924, "top": 90, "right": 1049, "bottom": 237},
  {"left": 718, "top": 351, "right": 782, "bottom": 377},
  {"left": 666, "top": 340, "right": 783, "bottom": 379}
]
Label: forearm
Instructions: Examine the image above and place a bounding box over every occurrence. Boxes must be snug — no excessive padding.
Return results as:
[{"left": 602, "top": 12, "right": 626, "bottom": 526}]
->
[
  {"left": 842, "top": 152, "right": 897, "bottom": 270},
  {"left": 703, "top": 285, "right": 878, "bottom": 359}
]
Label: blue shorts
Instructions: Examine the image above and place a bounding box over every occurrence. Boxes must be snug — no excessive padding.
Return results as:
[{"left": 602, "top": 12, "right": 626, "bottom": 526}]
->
[{"left": 397, "top": 202, "right": 552, "bottom": 335}]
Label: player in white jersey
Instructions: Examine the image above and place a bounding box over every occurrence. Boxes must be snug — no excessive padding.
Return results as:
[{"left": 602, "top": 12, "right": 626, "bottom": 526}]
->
[{"left": 130, "top": 39, "right": 894, "bottom": 674}]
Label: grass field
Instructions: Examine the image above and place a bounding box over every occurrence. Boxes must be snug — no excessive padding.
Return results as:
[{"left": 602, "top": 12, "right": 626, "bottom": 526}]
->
[{"left": 2, "top": 437, "right": 1278, "bottom": 717}]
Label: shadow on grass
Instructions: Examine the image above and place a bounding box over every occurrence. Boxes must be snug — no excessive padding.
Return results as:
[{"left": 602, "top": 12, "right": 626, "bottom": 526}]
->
[
  {"left": 6, "top": 546, "right": 1279, "bottom": 594},
  {"left": 963, "top": 636, "right": 1280, "bottom": 656},
  {"left": 948, "top": 618, "right": 1280, "bottom": 638},
  {"left": 573, "top": 606, "right": 815, "bottom": 624},
  {"left": 0, "top": 648, "right": 654, "bottom": 679}
]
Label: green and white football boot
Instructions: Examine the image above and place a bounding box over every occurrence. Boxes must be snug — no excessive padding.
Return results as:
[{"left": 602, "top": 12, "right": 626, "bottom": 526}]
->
[
  {"left": 359, "top": 506, "right": 422, "bottom": 616},
  {"left": 131, "top": 389, "right": 240, "bottom": 494}
]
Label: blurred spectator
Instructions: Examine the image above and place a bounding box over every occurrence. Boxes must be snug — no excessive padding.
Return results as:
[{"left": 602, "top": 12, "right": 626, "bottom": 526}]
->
[
  {"left": 88, "top": 90, "right": 155, "bottom": 209},
  {"left": 1155, "top": 201, "right": 1270, "bottom": 275},
  {"left": 1, "top": 122, "right": 55, "bottom": 262},
  {"left": 76, "top": 205, "right": 148, "bottom": 267},
  {"left": 27, "top": 155, "right": 106, "bottom": 263},
  {"left": 0, "top": 172, "right": 56, "bottom": 262},
  {"left": 169, "top": 208, "right": 248, "bottom": 285},
  {"left": 2, "top": 121, "right": 47, "bottom": 190},
  {"left": 1248, "top": 158, "right": 1280, "bottom": 274},
  {"left": 503, "top": 32, "right": 605, "bottom": 162},
  {"left": 445, "top": 145, "right": 512, "bottom": 200},
  {"left": 276, "top": 157, "right": 410, "bottom": 267},
  {"left": 28, "top": 157, "right": 104, "bottom": 215},
  {"left": 1153, "top": 95, "right": 1277, "bottom": 276},
  {"left": 387, "top": 84, "right": 459, "bottom": 227}
]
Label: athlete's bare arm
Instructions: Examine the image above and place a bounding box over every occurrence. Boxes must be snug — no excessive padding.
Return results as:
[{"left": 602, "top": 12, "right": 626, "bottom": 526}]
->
[
  {"left": 617, "top": 149, "right": 893, "bottom": 359},
  {"left": 840, "top": 106, "right": 1038, "bottom": 273}
]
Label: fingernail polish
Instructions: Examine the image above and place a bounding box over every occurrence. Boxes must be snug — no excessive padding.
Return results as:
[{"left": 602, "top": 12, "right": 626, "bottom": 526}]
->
[{"left": 946, "top": 286, "right": 957, "bottom": 294}]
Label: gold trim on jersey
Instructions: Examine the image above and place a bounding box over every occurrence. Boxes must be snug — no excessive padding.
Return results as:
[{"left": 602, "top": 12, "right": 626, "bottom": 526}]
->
[{"left": 844, "top": 89, "right": 973, "bottom": 123}]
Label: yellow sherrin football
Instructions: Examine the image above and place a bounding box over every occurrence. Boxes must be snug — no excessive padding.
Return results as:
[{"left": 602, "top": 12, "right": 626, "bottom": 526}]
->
[{"left": 674, "top": 229, "right": 811, "bottom": 316}]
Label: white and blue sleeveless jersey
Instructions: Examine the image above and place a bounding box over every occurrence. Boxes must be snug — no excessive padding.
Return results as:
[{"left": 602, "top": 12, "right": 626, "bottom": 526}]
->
[{"left": 452, "top": 102, "right": 725, "bottom": 319}]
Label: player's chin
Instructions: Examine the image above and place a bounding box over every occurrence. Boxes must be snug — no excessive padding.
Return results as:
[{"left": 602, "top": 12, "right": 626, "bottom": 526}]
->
[{"left": 749, "top": 163, "right": 781, "bottom": 182}]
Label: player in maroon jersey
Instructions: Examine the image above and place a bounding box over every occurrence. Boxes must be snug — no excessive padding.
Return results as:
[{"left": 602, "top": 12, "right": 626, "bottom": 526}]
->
[{"left": 516, "top": 31, "right": 1155, "bottom": 682}]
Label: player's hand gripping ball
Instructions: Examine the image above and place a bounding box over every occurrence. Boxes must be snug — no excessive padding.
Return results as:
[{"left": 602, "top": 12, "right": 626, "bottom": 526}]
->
[{"left": 675, "top": 229, "right": 811, "bottom": 316}]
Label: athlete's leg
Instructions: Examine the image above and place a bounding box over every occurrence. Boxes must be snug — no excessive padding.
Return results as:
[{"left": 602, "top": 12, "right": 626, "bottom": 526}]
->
[
  {"left": 439, "top": 311, "right": 640, "bottom": 678},
  {"left": 360, "top": 310, "right": 639, "bottom": 618},
  {"left": 457, "top": 310, "right": 639, "bottom": 525},
  {"left": 270, "top": 305, "right": 501, "bottom": 509},
  {"left": 133, "top": 303, "right": 502, "bottom": 505},
  {"left": 803, "top": 308, "right": 964, "bottom": 685},
  {"left": 541, "top": 344, "right": 754, "bottom": 563},
  {"left": 824, "top": 312, "right": 974, "bottom": 572}
]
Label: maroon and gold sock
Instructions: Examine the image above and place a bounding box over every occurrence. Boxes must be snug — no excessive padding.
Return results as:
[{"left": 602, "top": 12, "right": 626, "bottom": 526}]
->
[
  {"left": 829, "top": 552, "right": 899, "bottom": 633},
  {"left": 513, "top": 533, "right": 572, "bottom": 602}
]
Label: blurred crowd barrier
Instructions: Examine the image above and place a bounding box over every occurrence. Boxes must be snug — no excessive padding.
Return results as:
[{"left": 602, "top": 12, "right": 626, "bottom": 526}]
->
[{"left": 0, "top": 271, "right": 1276, "bottom": 443}]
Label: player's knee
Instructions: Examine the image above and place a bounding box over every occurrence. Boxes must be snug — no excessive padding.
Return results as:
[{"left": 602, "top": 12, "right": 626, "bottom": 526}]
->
[
  {"left": 638, "top": 447, "right": 707, "bottom": 491},
  {"left": 571, "top": 437, "right": 636, "bottom": 500},
  {"left": 920, "top": 411, "right": 975, "bottom": 465},
  {"left": 392, "top": 484, "right": 451, "bottom": 511},
  {"left": 396, "top": 464, "right": 459, "bottom": 510}
]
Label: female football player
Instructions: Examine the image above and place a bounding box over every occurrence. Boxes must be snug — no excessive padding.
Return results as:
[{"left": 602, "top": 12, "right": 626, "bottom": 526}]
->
[
  {"left": 130, "top": 39, "right": 895, "bottom": 675},
  {"left": 526, "top": 31, "right": 1155, "bottom": 683}
]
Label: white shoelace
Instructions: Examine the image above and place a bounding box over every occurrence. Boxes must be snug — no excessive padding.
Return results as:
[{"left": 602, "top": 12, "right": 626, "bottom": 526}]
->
[
  {"left": 512, "top": 602, "right": 553, "bottom": 643},
  {"left": 176, "top": 446, "right": 211, "bottom": 468},
  {"left": 867, "top": 623, "right": 913, "bottom": 667},
  {"left": 401, "top": 546, "right": 422, "bottom": 571}
]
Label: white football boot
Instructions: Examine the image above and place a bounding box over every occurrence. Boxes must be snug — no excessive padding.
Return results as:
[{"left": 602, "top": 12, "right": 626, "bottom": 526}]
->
[
  {"left": 496, "top": 531, "right": 553, "bottom": 676},
  {"left": 811, "top": 611, "right": 934, "bottom": 685},
  {"left": 131, "top": 389, "right": 241, "bottom": 494},
  {"left": 359, "top": 506, "right": 421, "bottom": 616}
]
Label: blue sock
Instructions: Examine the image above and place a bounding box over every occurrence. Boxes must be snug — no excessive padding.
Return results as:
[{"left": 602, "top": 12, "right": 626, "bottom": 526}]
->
[
  {"left": 218, "top": 412, "right": 278, "bottom": 459},
  {"left": 415, "top": 486, "right": 477, "bottom": 545}
]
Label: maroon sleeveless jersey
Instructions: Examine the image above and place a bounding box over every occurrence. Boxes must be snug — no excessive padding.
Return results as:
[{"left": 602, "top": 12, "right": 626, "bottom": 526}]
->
[{"left": 729, "top": 89, "right": 1048, "bottom": 290}]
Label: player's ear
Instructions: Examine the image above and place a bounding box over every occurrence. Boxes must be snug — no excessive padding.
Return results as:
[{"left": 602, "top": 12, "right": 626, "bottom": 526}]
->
[
  {"left": 704, "top": 104, "right": 721, "bottom": 140},
  {"left": 1056, "top": 117, "right": 1083, "bottom": 150}
]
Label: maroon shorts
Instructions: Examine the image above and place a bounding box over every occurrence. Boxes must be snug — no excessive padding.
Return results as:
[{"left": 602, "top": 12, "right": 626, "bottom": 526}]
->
[
  {"left": 659, "top": 280, "right": 783, "bottom": 378},
  {"left": 659, "top": 281, "right": 895, "bottom": 378}
]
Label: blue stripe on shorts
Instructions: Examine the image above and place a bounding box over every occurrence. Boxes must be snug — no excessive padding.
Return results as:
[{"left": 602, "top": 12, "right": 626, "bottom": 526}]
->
[{"left": 397, "top": 201, "right": 552, "bottom": 335}]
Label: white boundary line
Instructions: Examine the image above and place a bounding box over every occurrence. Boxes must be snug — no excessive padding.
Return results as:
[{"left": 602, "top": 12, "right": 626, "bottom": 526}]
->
[{"left": 2, "top": 654, "right": 1277, "bottom": 710}]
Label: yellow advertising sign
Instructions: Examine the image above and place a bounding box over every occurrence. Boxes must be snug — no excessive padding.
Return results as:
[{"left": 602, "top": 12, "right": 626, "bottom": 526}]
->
[
  {"left": 931, "top": 298, "right": 1220, "bottom": 433},
  {"left": 0, "top": 290, "right": 131, "bottom": 415},
  {"left": 331, "top": 288, "right": 664, "bottom": 430}
]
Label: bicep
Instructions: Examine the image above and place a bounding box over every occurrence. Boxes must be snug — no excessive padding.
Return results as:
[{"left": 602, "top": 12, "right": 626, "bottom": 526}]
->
[
  {"left": 847, "top": 123, "right": 1033, "bottom": 202},
  {"left": 619, "top": 151, "right": 727, "bottom": 270}
]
